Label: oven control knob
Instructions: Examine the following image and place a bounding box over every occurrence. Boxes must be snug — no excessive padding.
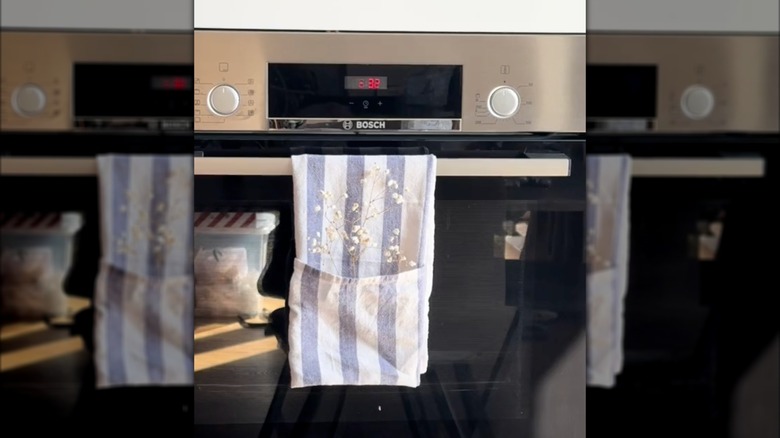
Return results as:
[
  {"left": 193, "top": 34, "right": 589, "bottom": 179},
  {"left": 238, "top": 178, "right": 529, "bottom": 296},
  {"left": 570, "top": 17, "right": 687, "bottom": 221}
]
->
[
  {"left": 680, "top": 85, "right": 715, "bottom": 120},
  {"left": 11, "top": 84, "right": 46, "bottom": 116},
  {"left": 487, "top": 86, "right": 521, "bottom": 119},
  {"left": 208, "top": 84, "right": 240, "bottom": 116}
]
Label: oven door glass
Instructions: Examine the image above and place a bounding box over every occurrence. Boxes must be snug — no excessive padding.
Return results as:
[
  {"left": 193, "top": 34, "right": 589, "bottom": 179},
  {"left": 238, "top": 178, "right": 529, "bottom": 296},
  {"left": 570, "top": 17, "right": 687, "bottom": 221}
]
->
[
  {"left": 193, "top": 136, "right": 586, "bottom": 437},
  {"left": 0, "top": 133, "right": 194, "bottom": 434},
  {"left": 586, "top": 136, "right": 777, "bottom": 438}
]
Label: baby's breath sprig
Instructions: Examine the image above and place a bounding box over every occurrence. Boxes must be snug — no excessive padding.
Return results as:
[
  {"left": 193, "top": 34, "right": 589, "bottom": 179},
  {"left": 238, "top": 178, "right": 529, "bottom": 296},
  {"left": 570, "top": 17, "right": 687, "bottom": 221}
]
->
[
  {"left": 114, "top": 168, "right": 191, "bottom": 270},
  {"left": 309, "top": 164, "right": 418, "bottom": 276}
]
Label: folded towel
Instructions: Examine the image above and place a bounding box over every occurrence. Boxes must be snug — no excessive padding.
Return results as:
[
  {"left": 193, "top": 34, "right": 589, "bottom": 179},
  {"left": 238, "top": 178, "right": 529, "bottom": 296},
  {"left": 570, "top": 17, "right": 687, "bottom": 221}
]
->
[
  {"left": 94, "top": 155, "right": 193, "bottom": 388},
  {"left": 586, "top": 155, "right": 631, "bottom": 388},
  {"left": 289, "top": 154, "right": 436, "bottom": 388}
]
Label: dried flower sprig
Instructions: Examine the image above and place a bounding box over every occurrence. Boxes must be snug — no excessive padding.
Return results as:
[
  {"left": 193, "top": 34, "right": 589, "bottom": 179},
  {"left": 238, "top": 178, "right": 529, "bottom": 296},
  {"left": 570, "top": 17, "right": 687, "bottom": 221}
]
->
[
  {"left": 309, "top": 164, "right": 417, "bottom": 276},
  {"left": 115, "top": 166, "right": 192, "bottom": 269}
]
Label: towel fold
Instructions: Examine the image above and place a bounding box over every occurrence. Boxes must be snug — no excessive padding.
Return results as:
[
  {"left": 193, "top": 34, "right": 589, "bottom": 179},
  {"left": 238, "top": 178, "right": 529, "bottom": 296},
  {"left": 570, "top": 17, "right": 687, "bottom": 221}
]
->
[
  {"left": 289, "top": 154, "right": 436, "bottom": 388},
  {"left": 94, "top": 155, "right": 193, "bottom": 388},
  {"left": 586, "top": 155, "right": 631, "bottom": 388}
]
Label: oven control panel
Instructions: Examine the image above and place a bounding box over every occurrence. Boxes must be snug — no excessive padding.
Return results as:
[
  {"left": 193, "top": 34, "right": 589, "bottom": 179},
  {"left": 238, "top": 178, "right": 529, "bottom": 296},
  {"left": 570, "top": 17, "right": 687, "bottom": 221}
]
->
[
  {"left": 587, "top": 34, "right": 779, "bottom": 133},
  {"left": 194, "top": 31, "right": 585, "bottom": 133},
  {"left": 1, "top": 31, "right": 192, "bottom": 133}
]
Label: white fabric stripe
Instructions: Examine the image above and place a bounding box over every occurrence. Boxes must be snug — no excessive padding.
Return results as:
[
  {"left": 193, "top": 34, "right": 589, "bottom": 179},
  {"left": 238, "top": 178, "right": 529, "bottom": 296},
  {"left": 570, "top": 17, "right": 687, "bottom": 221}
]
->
[
  {"left": 288, "top": 266, "right": 305, "bottom": 387},
  {"left": 162, "top": 159, "right": 192, "bottom": 384},
  {"left": 94, "top": 158, "right": 113, "bottom": 388},
  {"left": 356, "top": 276, "right": 382, "bottom": 385},
  {"left": 292, "top": 156, "right": 309, "bottom": 266},
  {"left": 354, "top": 156, "right": 380, "bottom": 385},
  {"left": 418, "top": 157, "right": 437, "bottom": 374},
  {"left": 399, "top": 157, "right": 426, "bottom": 267},
  {"left": 401, "top": 156, "right": 429, "bottom": 374},
  {"left": 122, "top": 275, "right": 151, "bottom": 384},
  {"left": 321, "top": 155, "right": 348, "bottom": 277},
  {"left": 164, "top": 161, "right": 191, "bottom": 278},
  {"left": 94, "top": 269, "right": 110, "bottom": 387},
  {"left": 161, "top": 276, "right": 192, "bottom": 384},
  {"left": 395, "top": 267, "right": 421, "bottom": 387},
  {"left": 359, "top": 155, "right": 387, "bottom": 278},
  {"left": 121, "top": 156, "right": 151, "bottom": 384},
  {"left": 316, "top": 265, "right": 343, "bottom": 384}
]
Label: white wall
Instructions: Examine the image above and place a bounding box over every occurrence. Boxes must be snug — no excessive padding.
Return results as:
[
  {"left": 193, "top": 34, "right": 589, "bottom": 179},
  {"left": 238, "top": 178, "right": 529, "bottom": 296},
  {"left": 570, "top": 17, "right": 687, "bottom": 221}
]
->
[
  {"left": 194, "top": 0, "right": 586, "bottom": 34},
  {"left": 4, "top": 0, "right": 777, "bottom": 34},
  {"left": 0, "top": 0, "right": 192, "bottom": 31},
  {"left": 588, "top": 0, "right": 779, "bottom": 33}
]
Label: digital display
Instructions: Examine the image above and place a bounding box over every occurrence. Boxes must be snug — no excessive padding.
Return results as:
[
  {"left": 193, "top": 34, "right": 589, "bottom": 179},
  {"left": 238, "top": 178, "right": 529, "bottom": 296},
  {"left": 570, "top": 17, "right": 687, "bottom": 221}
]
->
[
  {"left": 74, "top": 64, "right": 192, "bottom": 117},
  {"left": 587, "top": 65, "right": 657, "bottom": 118},
  {"left": 268, "top": 64, "right": 462, "bottom": 119},
  {"left": 151, "top": 76, "right": 192, "bottom": 91},
  {"left": 345, "top": 76, "right": 388, "bottom": 90}
]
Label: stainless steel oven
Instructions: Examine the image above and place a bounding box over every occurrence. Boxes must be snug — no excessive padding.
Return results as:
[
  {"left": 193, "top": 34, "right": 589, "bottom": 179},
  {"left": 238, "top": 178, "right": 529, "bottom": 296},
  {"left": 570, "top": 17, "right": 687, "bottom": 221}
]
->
[
  {"left": 585, "top": 34, "right": 779, "bottom": 438},
  {"left": 0, "top": 30, "right": 192, "bottom": 435},
  {"left": 193, "top": 30, "right": 586, "bottom": 437}
]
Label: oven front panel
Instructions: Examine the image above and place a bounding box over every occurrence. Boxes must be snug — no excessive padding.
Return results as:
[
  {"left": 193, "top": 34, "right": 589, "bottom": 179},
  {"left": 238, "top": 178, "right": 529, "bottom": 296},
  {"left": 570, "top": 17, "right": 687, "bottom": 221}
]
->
[
  {"left": 192, "top": 138, "right": 586, "bottom": 436},
  {"left": 587, "top": 34, "right": 779, "bottom": 134},
  {"left": 193, "top": 31, "right": 586, "bottom": 134},
  {"left": 0, "top": 31, "right": 193, "bottom": 133}
]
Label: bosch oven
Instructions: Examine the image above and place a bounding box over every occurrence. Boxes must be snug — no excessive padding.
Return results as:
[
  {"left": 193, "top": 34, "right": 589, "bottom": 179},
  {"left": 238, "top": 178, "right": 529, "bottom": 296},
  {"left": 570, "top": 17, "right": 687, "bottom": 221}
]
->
[
  {"left": 585, "top": 34, "right": 779, "bottom": 438},
  {"left": 193, "top": 31, "right": 587, "bottom": 437},
  {"left": 0, "top": 31, "right": 192, "bottom": 434}
]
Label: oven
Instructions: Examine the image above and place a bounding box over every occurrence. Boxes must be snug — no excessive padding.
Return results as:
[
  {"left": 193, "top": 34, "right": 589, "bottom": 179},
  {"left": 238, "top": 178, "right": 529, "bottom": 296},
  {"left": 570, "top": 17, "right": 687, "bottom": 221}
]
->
[
  {"left": 192, "top": 30, "right": 586, "bottom": 437},
  {"left": 0, "top": 30, "right": 193, "bottom": 434},
  {"left": 585, "top": 34, "right": 779, "bottom": 438}
]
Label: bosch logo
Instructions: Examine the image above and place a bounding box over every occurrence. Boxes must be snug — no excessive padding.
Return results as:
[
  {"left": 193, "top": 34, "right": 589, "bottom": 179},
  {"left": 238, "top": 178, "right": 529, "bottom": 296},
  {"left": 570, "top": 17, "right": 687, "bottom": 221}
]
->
[
  {"left": 342, "top": 120, "right": 353, "bottom": 130},
  {"left": 356, "top": 120, "right": 386, "bottom": 130}
]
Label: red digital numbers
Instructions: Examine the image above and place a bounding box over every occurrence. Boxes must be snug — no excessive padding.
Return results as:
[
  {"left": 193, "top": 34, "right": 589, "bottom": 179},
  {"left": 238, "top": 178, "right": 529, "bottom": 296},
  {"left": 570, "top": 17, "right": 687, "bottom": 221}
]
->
[{"left": 357, "top": 78, "right": 381, "bottom": 90}]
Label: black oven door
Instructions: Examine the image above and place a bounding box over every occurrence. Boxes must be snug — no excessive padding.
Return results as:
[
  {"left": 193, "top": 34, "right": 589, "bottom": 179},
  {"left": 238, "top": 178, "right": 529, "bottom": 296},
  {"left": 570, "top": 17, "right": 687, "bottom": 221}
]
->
[
  {"left": 586, "top": 134, "right": 779, "bottom": 438},
  {"left": 193, "top": 134, "right": 586, "bottom": 438},
  {"left": 0, "top": 133, "right": 193, "bottom": 435}
]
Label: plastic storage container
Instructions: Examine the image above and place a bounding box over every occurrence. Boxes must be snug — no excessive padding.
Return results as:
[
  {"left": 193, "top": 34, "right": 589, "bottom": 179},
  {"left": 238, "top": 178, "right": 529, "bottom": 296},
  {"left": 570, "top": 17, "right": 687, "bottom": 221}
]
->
[
  {"left": 0, "top": 212, "right": 84, "bottom": 319},
  {"left": 193, "top": 211, "right": 279, "bottom": 318}
]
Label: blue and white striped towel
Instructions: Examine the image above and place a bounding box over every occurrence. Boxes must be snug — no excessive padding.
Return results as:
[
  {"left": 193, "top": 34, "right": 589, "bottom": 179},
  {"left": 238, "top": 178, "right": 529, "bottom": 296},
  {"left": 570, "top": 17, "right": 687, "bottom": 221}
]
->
[
  {"left": 94, "top": 155, "right": 194, "bottom": 388},
  {"left": 289, "top": 154, "right": 436, "bottom": 388},
  {"left": 586, "top": 155, "right": 631, "bottom": 388}
]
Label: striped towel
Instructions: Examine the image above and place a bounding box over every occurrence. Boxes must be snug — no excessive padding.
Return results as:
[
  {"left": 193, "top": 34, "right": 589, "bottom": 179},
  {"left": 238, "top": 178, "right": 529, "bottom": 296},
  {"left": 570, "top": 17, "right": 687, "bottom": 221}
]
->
[
  {"left": 586, "top": 155, "right": 631, "bottom": 388},
  {"left": 94, "top": 155, "right": 193, "bottom": 388},
  {"left": 289, "top": 154, "right": 436, "bottom": 388}
]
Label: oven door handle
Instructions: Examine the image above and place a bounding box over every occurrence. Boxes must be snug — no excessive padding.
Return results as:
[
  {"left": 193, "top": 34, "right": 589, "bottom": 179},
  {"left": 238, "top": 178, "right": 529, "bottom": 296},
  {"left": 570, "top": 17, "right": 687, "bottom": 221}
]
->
[
  {"left": 0, "top": 157, "right": 97, "bottom": 176},
  {"left": 631, "top": 157, "right": 765, "bottom": 178},
  {"left": 1, "top": 155, "right": 572, "bottom": 178},
  {"left": 192, "top": 156, "right": 571, "bottom": 177}
]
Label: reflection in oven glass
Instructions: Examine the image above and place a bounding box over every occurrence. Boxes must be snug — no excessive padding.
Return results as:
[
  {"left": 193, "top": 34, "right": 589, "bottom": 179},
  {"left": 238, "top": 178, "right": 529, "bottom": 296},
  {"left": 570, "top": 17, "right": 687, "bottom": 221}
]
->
[
  {"left": 193, "top": 211, "right": 280, "bottom": 320},
  {"left": 0, "top": 212, "right": 88, "bottom": 322},
  {"left": 696, "top": 215, "right": 725, "bottom": 261},
  {"left": 497, "top": 212, "right": 531, "bottom": 260}
]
